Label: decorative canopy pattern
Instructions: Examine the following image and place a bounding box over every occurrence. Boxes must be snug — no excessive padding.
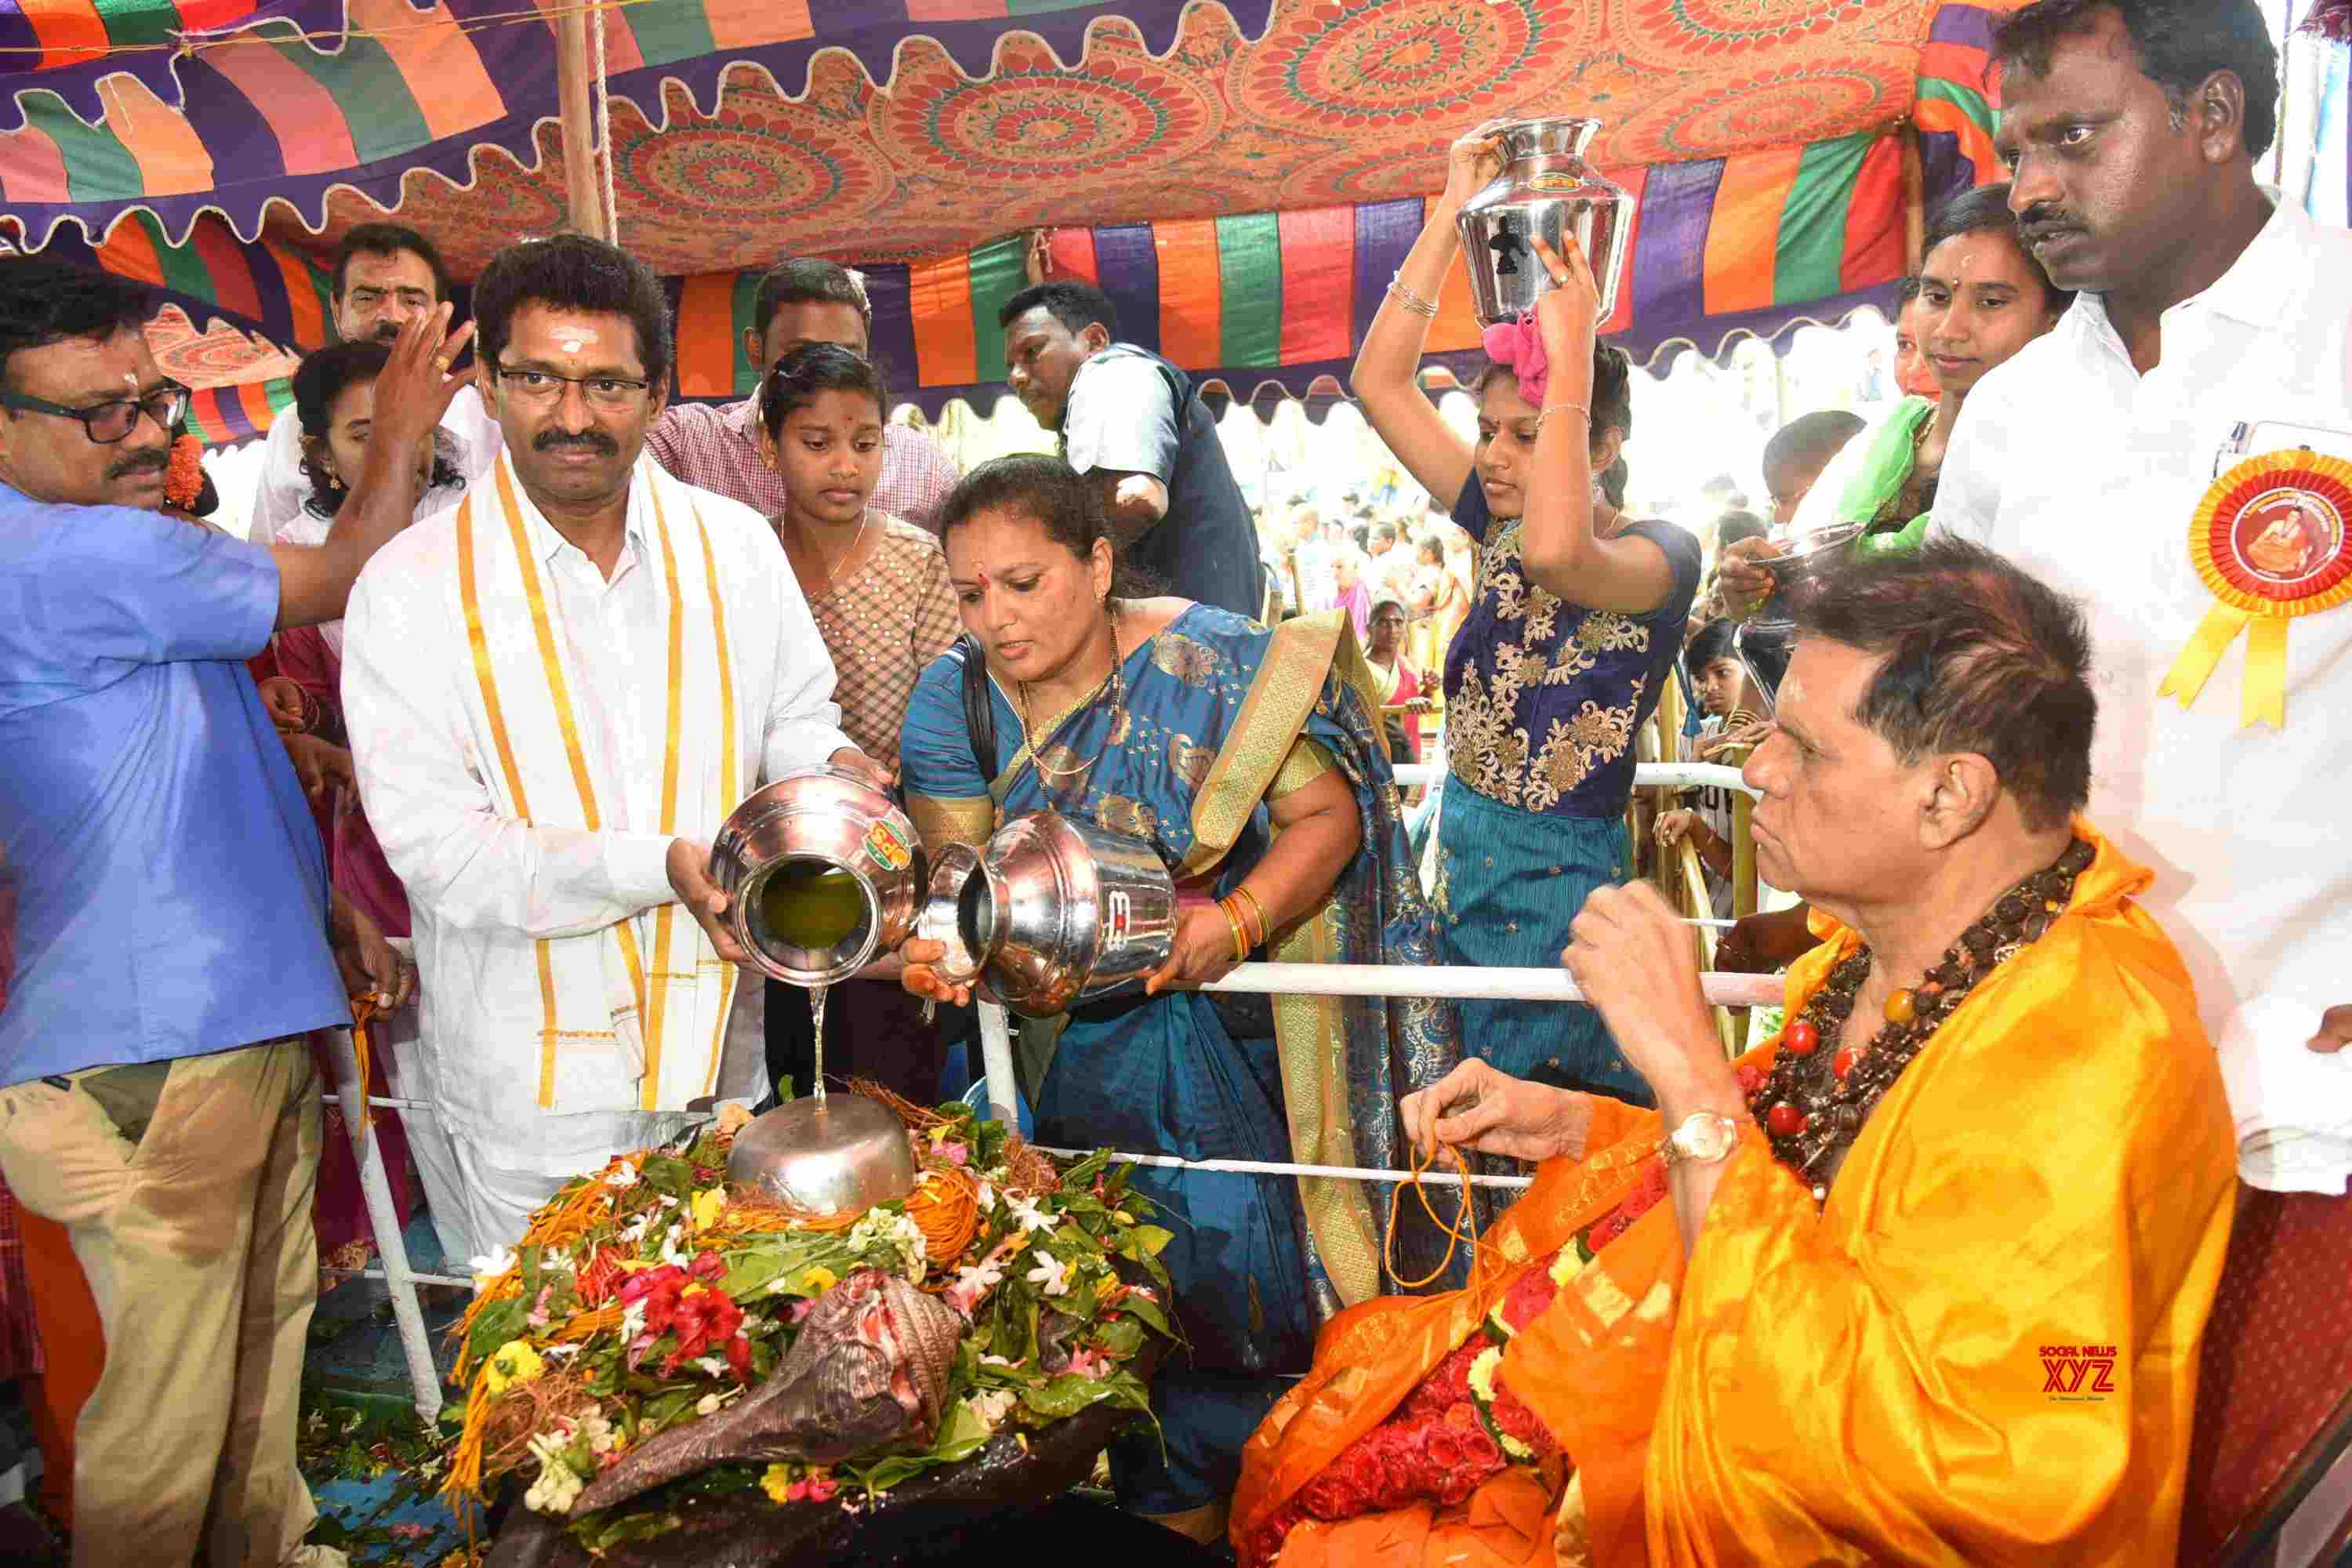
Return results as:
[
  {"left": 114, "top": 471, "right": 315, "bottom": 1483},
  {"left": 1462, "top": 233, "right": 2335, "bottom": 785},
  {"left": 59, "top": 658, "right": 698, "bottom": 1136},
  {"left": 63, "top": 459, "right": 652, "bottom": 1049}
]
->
[
  {"left": 1, "top": 0, "right": 2020, "bottom": 430},
  {"left": 2, "top": 0, "right": 1974, "bottom": 263}
]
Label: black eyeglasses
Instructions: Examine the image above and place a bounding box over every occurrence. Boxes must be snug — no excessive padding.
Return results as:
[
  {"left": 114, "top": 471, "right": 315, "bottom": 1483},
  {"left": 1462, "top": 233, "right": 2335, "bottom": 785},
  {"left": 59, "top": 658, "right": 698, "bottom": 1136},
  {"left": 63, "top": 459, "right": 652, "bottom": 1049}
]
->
[
  {"left": 492, "top": 364, "right": 655, "bottom": 411},
  {"left": 0, "top": 381, "right": 191, "bottom": 445}
]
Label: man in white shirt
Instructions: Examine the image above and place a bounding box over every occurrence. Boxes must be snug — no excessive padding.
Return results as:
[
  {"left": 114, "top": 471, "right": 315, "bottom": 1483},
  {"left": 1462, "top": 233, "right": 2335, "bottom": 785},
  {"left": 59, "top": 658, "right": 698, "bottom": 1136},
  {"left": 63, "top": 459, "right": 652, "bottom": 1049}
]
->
[
  {"left": 1936, "top": 0, "right": 2352, "bottom": 1192},
  {"left": 343, "top": 236, "right": 887, "bottom": 1250},
  {"left": 247, "top": 224, "right": 500, "bottom": 542}
]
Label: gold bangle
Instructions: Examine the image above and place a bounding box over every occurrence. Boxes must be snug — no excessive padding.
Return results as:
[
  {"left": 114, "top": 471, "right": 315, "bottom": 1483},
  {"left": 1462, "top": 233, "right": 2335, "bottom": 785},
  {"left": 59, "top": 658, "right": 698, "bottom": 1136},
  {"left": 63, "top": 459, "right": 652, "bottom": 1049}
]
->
[
  {"left": 1219, "top": 899, "right": 1252, "bottom": 964},
  {"left": 1232, "top": 885, "right": 1269, "bottom": 946},
  {"left": 1386, "top": 274, "right": 1440, "bottom": 319}
]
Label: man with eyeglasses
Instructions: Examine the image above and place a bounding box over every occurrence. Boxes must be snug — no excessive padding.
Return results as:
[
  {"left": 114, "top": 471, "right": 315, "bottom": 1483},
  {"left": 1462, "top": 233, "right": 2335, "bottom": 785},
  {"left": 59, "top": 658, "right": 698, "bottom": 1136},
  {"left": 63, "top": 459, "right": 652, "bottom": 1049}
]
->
[
  {"left": 341, "top": 236, "right": 889, "bottom": 1251},
  {"left": 245, "top": 223, "right": 501, "bottom": 543},
  {"left": 0, "top": 257, "right": 468, "bottom": 1567}
]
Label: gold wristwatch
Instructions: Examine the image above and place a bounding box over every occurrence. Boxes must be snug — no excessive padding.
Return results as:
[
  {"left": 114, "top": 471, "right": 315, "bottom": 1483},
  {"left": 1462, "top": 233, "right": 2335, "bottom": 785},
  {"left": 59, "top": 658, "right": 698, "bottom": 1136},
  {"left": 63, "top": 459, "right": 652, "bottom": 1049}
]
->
[{"left": 1662, "top": 1111, "right": 1742, "bottom": 1169}]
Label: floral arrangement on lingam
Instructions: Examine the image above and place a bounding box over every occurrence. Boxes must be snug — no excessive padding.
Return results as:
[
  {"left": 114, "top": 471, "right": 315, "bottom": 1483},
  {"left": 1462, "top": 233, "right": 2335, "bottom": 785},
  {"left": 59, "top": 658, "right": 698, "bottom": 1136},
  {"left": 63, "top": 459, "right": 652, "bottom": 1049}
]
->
[{"left": 438, "top": 1083, "right": 1175, "bottom": 1554}]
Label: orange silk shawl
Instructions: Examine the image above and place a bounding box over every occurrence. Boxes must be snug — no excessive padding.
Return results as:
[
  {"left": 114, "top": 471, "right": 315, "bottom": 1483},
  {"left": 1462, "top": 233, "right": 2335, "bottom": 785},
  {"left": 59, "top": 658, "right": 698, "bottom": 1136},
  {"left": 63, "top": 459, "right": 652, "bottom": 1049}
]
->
[{"left": 1235, "top": 822, "right": 2238, "bottom": 1568}]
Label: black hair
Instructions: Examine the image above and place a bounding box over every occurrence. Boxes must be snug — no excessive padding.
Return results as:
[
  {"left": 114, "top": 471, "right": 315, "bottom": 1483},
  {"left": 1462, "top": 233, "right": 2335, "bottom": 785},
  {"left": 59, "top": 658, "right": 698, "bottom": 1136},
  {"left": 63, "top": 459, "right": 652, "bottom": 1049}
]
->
[
  {"left": 1372, "top": 522, "right": 1399, "bottom": 544},
  {"left": 1920, "top": 182, "right": 2077, "bottom": 313},
  {"left": 1715, "top": 510, "right": 1770, "bottom": 550},
  {"left": 1684, "top": 617, "right": 1740, "bottom": 677},
  {"left": 0, "top": 259, "right": 150, "bottom": 391},
  {"left": 997, "top": 281, "right": 1120, "bottom": 339},
  {"left": 752, "top": 259, "right": 871, "bottom": 342},
  {"left": 1994, "top": 0, "right": 2279, "bottom": 158},
  {"left": 1764, "top": 411, "right": 1866, "bottom": 478},
  {"left": 1791, "top": 537, "right": 2096, "bottom": 832},
  {"left": 1350, "top": 524, "right": 1370, "bottom": 553},
  {"left": 1896, "top": 275, "right": 1926, "bottom": 307},
  {"left": 936, "top": 452, "right": 1155, "bottom": 598},
  {"left": 1416, "top": 533, "right": 1445, "bottom": 561},
  {"left": 290, "top": 340, "right": 463, "bottom": 517},
  {"left": 758, "top": 343, "right": 888, "bottom": 443},
  {"left": 1599, "top": 454, "right": 1629, "bottom": 510},
  {"left": 1474, "top": 342, "right": 1636, "bottom": 461},
  {"left": 331, "top": 223, "right": 453, "bottom": 307},
  {"left": 1370, "top": 597, "right": 1410, "bottom": 622},
  {"left": 473, "top": 234, "right": 673, "bottom": 387}
]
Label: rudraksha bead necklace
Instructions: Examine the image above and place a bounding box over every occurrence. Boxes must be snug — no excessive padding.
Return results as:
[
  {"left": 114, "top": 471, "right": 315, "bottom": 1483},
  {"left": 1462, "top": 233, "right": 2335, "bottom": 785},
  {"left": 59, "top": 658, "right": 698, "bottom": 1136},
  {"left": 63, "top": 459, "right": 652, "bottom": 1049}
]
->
[{"left": 1748, "top": 837, "right": 2096, "bottom": 1201}]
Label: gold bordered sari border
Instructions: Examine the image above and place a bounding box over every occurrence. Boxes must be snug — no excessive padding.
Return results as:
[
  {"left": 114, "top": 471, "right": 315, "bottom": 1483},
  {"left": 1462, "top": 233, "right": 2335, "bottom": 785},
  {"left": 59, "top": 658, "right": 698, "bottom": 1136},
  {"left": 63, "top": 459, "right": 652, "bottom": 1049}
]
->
[
  {"left": 639, "top": 478, "right": 691, "bottom": 1112},
  {"left": 1178, "top": 608, "right": 1345, "bottom": 881},
  {"left": 906, "top": 792, "right": 996, "bottom": 852},
  {"left": 693, "top": 501, "right": 743, "bottom": 1095}
]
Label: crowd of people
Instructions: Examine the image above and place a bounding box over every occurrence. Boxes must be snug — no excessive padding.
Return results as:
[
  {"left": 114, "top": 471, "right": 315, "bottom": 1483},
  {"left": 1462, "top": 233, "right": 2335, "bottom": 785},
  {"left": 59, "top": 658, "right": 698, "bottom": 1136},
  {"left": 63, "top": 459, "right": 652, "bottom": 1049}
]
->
[{"left": 0, "top": 0, "right": 2346, "bottom": 1563}]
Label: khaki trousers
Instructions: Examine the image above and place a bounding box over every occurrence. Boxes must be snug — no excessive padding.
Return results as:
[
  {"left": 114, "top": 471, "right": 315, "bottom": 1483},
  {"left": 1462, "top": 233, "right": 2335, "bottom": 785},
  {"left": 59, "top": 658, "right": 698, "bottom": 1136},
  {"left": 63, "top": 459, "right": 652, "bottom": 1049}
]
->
[{"left": 0, "top": 1038, "right": 322, "bottom": 1568}]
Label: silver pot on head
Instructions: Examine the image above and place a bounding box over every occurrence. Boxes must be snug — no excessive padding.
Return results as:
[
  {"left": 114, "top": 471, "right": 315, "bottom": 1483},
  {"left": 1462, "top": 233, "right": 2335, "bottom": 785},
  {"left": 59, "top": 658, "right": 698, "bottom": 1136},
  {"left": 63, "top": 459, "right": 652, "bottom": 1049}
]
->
[
  {"left": 916, "top": 811, "right": 1176, "bottom": 1018},
  {"left": 1456, "top": 116, "right": 1632, "bottom": 327},
  {"left": 706, "top": 764, "right": 927, "bottom": 985}
]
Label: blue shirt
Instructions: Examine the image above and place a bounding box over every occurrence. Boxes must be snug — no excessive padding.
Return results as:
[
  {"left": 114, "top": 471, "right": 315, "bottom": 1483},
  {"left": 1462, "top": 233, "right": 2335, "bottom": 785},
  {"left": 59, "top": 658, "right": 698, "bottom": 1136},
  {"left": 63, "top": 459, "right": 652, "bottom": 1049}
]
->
[
  {"left": 1440, "top": 477, "right": 1701, "bottom": 817},
  {"left": 0, "top": 487, "right": 348, "bottom": 1085}
]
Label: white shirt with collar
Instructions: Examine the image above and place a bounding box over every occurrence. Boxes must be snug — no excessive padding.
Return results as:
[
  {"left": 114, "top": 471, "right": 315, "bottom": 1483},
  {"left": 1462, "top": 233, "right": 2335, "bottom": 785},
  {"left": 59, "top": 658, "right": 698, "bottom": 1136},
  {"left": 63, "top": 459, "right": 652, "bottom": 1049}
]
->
[
  {"left": 1939, "top": 198, "right": 2352, "bottom": 1193},
  {"left": 247, "top": 381, "right": 503, "bottom": 545},
  {"left": 340, "top": 459, "right": 851, "bottom": 1163}
]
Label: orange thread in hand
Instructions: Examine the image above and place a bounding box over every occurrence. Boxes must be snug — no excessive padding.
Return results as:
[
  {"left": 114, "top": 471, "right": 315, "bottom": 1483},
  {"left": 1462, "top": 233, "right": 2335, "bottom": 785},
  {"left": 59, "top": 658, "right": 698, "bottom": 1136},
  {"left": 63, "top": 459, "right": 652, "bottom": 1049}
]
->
[{"left": 1385, "top": 1139, "right": 1481, "bottom": 1289}]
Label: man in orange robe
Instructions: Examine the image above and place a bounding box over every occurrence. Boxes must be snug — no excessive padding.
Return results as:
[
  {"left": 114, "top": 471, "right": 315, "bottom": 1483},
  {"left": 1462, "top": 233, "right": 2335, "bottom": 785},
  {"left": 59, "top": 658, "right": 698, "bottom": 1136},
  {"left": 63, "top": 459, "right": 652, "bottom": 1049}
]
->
[{"left": 1236, "top": 540, "right": 2237, "bottom": 1566}]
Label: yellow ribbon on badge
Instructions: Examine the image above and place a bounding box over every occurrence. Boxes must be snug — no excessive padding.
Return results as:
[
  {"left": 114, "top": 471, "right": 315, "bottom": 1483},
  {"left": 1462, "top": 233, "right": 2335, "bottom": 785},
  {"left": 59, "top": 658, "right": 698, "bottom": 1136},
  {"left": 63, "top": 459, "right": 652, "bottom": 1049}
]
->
[{"left": 2158, "top": 450, "right": 2352, "bottom": 730}]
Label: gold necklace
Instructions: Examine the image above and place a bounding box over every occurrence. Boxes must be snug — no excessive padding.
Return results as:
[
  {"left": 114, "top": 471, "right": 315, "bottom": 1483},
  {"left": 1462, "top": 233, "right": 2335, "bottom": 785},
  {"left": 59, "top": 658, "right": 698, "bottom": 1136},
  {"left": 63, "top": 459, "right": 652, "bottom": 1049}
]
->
[
  {"left": 788, "top": 506, "right": 873, "bottom": 601},
  {"left": 1018, "top": 607, "right": 1123, "bottom": 797}
]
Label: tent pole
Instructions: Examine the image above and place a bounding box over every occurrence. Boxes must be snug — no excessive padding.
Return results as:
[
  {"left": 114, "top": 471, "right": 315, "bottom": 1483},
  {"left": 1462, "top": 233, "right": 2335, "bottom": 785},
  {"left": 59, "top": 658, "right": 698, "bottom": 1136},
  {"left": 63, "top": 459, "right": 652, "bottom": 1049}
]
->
[
  {"left": 1901, "top": 127, "right": 1926, "bottom": 271},
  {"left": 556, "top": 12, "right": 609, "bottom": 242}
]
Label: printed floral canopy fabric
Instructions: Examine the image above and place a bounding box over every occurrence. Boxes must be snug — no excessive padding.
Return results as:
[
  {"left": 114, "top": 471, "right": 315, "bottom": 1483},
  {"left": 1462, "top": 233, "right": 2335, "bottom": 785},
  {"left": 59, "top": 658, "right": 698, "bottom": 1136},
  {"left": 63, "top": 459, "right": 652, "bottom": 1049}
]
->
[{"left": 0, "top": 0, "right": 2014, "bottom": 422}]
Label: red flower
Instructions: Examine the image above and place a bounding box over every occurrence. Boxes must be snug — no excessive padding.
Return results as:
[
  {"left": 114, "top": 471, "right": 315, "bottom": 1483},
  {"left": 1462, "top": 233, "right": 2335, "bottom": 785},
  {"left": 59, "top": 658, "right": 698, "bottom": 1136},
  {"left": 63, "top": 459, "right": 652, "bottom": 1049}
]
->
[
  {"left": 1461, "top": 1428, "right": 1502, "bottom": 1470},
  {"left": 1737, "top": 1062, "right": 1765, "bottom": 1094},
  {"left": 1490, "top": 1385, "right": 1555, "bottom": 1457},
  {"left": 1497, "top": 1253, "right": 1565, "bottom": 1334},
  {"left": 690, "top": 1250, "right": 728, "bottom": 1284},
  {"left": 1405, "top": 1341, "right": 1485, "bottom": 1417}
]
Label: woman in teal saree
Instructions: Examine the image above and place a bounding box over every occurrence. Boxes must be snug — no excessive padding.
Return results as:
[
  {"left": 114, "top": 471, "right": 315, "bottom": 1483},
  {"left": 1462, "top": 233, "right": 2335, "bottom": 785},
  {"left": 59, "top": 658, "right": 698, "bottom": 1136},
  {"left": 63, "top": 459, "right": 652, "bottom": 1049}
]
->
[{"left": 897, "top": 456, "right": 1459, "bottom": 1543}]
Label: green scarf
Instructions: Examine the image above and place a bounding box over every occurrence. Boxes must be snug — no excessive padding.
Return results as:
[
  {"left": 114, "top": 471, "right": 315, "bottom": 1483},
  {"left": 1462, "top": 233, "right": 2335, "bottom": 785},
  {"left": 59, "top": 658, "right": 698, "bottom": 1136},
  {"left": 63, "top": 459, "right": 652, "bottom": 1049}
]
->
[{"left": 1835, "top": 395, "right": 1938, "bottom": 559}]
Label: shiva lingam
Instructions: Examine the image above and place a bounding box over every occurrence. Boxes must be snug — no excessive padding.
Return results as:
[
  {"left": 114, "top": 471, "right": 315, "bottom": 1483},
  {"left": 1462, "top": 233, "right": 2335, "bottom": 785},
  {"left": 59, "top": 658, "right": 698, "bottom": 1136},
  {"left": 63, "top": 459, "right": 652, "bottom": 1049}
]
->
[
  {"left": 916, "top": 811, "right": 1177, "bottom": 1018},
  {"left": 1456, "top": 116, "right": 1632, "bottom": 326},
  {"left": 709, "top": 764, "right": 927, "bottom": 1210}
]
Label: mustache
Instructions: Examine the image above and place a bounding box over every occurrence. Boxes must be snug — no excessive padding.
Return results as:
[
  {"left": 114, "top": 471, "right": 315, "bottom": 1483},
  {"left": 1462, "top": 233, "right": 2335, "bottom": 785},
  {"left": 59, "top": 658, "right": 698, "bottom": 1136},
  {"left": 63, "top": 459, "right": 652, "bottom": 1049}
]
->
[
  {"left": 2017, "top": 203, "right": 2083, "bottom": 242},
  {"left": 107, "top": 449, "right": 169, "bottom": 481},
  {"left": 532, "top": 429, "right": 619, "bottom": 456},
  {"left": 369, "top": 321, "right": 403, "bottom": 343}
]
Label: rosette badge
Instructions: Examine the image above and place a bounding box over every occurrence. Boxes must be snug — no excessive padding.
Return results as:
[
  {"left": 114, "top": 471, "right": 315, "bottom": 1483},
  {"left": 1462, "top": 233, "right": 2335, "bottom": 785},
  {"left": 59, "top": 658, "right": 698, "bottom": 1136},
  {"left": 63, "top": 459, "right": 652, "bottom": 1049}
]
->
[
  {"left": 706, "top": 763, "right": 928, "bottom": 985},
  {"left": 2159, "top": 449, "right": 2352, "bottom": 728}
]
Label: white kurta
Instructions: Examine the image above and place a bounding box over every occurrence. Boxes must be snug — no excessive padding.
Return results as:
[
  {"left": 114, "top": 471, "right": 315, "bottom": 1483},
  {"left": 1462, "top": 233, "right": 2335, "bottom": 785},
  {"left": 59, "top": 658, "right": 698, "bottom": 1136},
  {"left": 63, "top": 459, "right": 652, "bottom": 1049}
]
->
[
  {"left": 247, "top": 380, "right": 503, "bottom": 546},
  {"left": 1938, "top": 198, "right": 2352, "bottom": 1193},
  {"left": 342, "top": 456, "right": 851, "bottom": 1243}
]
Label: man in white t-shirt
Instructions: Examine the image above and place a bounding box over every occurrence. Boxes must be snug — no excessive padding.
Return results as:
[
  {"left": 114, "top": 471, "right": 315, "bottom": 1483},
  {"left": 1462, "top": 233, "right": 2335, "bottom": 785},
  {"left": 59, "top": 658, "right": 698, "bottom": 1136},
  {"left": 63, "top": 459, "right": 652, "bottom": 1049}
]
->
[
  {"left": 1936, "top": 0, "right": 2352, "bottom": 1192},
  {"left": 247, "top": 224, "right": 499, "bottom": 542}
]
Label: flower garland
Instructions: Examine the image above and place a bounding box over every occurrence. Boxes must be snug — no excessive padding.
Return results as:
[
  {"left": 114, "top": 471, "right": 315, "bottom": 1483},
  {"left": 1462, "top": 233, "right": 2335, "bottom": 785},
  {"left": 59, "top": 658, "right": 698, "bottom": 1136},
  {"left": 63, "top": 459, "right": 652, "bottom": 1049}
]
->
[
  {"left": 1248, "top": 1154, "right": 1673, "bottom": 1560},
  {"left": 438, "top": 1090, "right": 1175, "bottom": 1555}
]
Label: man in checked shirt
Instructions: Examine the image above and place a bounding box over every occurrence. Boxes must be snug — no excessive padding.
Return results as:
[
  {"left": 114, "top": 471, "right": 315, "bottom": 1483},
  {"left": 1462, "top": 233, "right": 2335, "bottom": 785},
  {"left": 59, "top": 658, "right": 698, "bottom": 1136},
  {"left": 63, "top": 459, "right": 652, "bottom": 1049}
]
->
[{"left": 645, "top": 258, "right": 960, "bottom": 531}]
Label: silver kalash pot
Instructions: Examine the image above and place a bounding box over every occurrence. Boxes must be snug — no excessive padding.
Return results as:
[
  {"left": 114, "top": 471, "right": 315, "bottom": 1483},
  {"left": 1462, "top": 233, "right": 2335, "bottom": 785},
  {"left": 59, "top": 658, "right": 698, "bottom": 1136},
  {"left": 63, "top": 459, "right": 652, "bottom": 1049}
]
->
[
  {"left": 1456, "top": 117, "right": 1632, "bottom": 326},
  {"left": 725, "top": 1091, "right": 916, "bottom": 1215},
  {"left": 706, "top": 764, "right": 927, "bottom": 985},
  {"left": 914, "top": 811, "right": 1176, "bottom": 1018}
]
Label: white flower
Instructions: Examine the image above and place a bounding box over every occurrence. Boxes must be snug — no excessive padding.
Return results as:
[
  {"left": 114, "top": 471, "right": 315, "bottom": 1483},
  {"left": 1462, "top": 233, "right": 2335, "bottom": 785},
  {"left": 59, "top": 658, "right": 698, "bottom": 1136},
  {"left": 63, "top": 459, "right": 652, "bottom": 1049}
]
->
[
  {"left": 604, "top": 1166, "right": 638, "bottom": 1189},
  {"left": 1004, "top": 1195, "right": 1054, "bottom": 1235},
  {"left": 658, "top": 1194, "right": 681, "bottom": 1208},
  {"left": 696, "top": 1392, "right": 724, "bottom": 1416},
  {"left": 618, "top": 1212, "right": 655, "bottom": 1244},
  {"left": 467, "top": 1246, "right": 517, "bottom": 1292},
  {"left": 620, "top": 1299, "right": 647, "bottom": 1344},
  {"left": 847, "top": 1210, "right": 928, "bottom": 1282},
  {"left": 1468, "top": 1345, "right": 1503, "bottom": 1404},
  {"left": 737, "top": 1313, "right": 771, "bottom": 1336},
  {"left": 967, "top": 1388, "right": 1018, "bottom": 1431},
  {"left": 1025, "top": 1253, "right": 1070, "bottom": 1298},
  {"left": 980, "top": 1354, "right": 1018, "bottom": 1368},
  {"left": 975, "top": 1181, "right": 997, "bottom": 1212},
  {"left": 694, "top": 1356, "right": 728, "bottom": 1379}
]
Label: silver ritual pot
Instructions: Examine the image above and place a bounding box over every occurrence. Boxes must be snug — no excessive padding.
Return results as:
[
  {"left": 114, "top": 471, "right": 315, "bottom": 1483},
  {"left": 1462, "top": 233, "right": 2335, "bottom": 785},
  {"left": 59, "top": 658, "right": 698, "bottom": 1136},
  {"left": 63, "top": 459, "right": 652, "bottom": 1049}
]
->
[
  {"left": 916, "top": 811, "right": 1176, "bottom": 1018},
  {"left": 706, "top": 764, "right": 927, "bottom": 985},
  {"left": 1456, "top": 117, "right": 1631, "bottom": 326},
  {"left": 725, "top": 1091, "right": 917, "bottom": 1215}
]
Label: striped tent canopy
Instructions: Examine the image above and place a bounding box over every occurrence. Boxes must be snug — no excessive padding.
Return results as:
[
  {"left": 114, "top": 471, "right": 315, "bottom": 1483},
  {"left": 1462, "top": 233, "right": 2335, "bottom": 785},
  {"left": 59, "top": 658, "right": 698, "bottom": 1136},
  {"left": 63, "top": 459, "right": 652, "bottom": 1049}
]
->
[{"left": 0, "top": 0, "right": 2017, "bottom": 430}]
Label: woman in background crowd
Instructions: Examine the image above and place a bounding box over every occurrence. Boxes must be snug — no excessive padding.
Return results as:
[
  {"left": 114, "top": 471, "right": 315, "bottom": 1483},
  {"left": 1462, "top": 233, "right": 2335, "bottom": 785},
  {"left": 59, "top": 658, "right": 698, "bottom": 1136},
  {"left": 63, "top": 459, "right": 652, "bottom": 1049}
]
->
[{"left": 758, "top": 343, "right": 961, "bottom": 1105}]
